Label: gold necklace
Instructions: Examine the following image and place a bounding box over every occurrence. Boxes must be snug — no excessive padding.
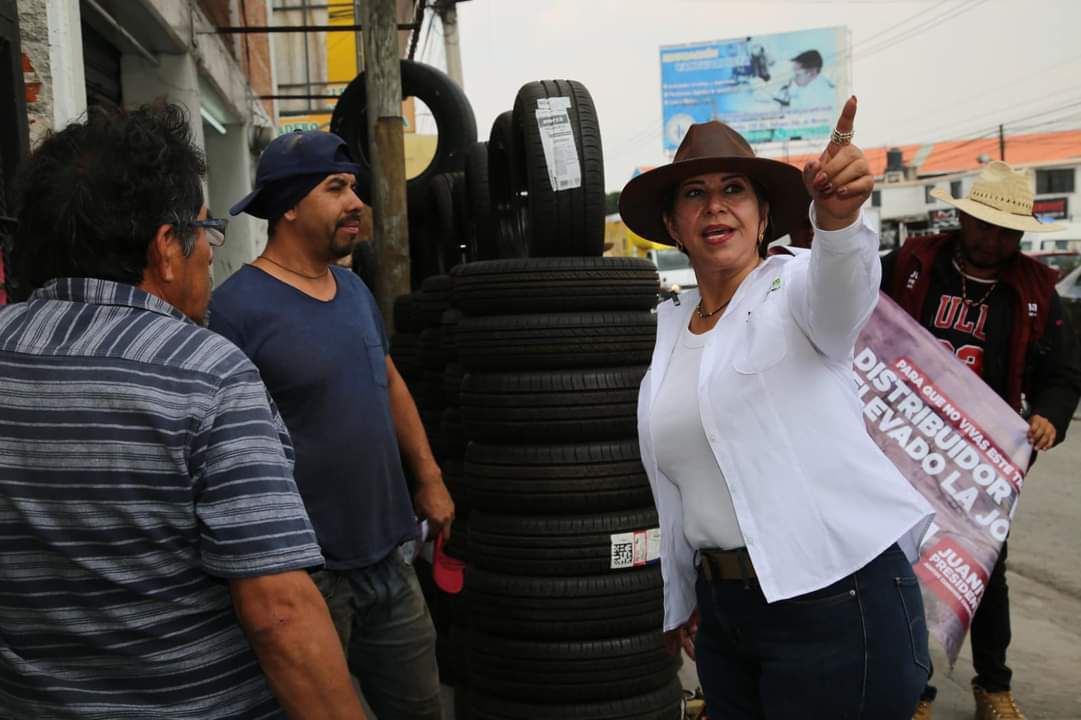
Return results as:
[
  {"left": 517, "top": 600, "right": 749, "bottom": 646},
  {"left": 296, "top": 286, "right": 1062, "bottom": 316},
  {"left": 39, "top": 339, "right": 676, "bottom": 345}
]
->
[
  {"left": 695, "top": 297, "right": 732, "bottom": 320},
  {"left": 258, "top": 254, "right": 330, "bottom": 280},
  {"left": 955, "top": 253, "right": 998, "bottom": 306}
]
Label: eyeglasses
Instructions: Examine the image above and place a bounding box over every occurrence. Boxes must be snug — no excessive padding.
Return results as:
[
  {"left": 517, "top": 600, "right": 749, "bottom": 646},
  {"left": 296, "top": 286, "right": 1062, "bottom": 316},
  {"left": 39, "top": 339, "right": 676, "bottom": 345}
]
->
[{"left": 192, "top": 217, "right": 228, "bottom": 247}]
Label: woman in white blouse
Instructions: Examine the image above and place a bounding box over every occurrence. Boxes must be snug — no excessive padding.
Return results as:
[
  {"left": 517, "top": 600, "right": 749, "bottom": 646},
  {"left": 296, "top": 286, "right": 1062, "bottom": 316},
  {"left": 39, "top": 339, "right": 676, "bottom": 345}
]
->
[{"left": 620, "top": 98, "right": 935, "bottom": 718}]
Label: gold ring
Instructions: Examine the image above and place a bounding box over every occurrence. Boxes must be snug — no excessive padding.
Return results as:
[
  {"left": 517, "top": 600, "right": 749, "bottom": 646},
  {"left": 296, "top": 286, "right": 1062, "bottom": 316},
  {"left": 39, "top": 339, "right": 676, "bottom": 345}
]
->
[{"left": 830, "top": 129, "right": 854, "bottom": 145}]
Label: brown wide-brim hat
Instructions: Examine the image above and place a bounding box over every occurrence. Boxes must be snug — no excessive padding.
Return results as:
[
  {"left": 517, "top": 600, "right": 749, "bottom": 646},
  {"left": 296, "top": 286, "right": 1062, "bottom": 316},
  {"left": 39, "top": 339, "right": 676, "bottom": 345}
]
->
[{"left": 620, "top": 121, "right": 810, "bottom": 246}]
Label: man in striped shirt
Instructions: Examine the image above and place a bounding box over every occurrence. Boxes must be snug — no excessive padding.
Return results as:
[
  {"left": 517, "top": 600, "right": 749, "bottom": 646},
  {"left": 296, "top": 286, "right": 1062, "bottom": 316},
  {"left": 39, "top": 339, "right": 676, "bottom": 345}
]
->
[{"left": 0, "top": 104, "right": 366, "bottom": 719}]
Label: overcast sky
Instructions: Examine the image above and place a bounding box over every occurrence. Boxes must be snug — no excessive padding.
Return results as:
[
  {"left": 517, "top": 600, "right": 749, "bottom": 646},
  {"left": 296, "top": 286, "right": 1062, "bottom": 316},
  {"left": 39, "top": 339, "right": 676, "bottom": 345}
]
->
[{"left": 415, "top": 0, "right": 1081, "bottom": 192}]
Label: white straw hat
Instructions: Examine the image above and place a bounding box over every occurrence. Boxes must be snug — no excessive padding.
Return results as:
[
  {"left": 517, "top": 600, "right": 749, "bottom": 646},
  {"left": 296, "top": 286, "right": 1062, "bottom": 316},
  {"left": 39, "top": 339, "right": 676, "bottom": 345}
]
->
[{"left": 930, "top": 161, "right": 1064, "bottom": 233}]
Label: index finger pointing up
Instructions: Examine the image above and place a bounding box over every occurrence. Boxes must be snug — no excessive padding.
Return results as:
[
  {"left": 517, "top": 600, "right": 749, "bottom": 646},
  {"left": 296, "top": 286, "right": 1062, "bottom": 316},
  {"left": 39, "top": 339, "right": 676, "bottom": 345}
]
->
[{"left": 823, "top": 95, "right": 858, "bottom": 160}]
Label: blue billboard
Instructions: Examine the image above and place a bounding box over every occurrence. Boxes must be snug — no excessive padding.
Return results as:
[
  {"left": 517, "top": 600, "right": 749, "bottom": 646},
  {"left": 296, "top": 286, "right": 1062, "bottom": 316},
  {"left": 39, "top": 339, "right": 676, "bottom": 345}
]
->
[{"left": 660, "top": 27, "right": 850, "bottom": 151}]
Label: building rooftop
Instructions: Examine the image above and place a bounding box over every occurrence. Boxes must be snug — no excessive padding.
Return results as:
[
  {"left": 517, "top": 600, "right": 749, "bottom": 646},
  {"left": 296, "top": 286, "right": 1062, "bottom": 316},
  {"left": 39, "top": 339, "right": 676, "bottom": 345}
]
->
[
  {"left": 768, "top": 128, "right": 1081, "bottom": 177},
  {"left": 631, "top": 128, "right": 1081, "bottom": 181}
]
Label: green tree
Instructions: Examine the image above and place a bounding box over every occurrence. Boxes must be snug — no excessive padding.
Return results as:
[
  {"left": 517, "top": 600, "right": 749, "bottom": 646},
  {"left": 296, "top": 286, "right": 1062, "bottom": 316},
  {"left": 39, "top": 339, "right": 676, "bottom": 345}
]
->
[{"left": 605, "top": 191, "right": 620, "bottom": 216}]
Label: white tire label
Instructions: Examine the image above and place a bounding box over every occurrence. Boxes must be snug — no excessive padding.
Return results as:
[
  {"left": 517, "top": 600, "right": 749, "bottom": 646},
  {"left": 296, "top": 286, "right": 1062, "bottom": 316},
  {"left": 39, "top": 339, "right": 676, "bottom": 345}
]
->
[
  {"left": 535, "top": 97, "right": 582, "bottom": 192},
  {"left": 610, "top": 528, "right": 662, "bottom": 569}
]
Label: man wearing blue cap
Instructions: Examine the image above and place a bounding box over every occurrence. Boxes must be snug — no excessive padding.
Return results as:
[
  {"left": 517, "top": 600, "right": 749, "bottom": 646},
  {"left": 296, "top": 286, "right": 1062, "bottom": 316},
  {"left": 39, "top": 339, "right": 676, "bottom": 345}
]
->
[{"left": 210, "top": 130, "right": 452, "bottom": 719}]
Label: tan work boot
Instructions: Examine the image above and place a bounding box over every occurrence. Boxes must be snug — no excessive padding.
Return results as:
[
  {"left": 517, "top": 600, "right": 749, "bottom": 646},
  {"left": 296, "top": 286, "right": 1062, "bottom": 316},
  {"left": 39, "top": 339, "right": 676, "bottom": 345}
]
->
[
  {"left": 973, "top": 684, "right": 1026, "bottom": 719},
  {"left": 912, "top": 699, "right": 933, "bottom": 720}
]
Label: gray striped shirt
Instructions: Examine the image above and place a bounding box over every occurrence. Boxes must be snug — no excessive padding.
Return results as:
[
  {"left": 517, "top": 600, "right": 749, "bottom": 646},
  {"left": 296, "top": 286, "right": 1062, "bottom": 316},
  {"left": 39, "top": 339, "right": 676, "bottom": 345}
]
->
[{"left": 0, "top": 278, "right": 324, "bottom": 719}]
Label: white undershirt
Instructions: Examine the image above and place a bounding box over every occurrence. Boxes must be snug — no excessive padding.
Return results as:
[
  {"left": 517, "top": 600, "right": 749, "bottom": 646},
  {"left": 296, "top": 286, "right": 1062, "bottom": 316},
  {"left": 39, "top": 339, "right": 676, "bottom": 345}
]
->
[{"left": 652, "top": 324, "right": 746, "bottom": 551}]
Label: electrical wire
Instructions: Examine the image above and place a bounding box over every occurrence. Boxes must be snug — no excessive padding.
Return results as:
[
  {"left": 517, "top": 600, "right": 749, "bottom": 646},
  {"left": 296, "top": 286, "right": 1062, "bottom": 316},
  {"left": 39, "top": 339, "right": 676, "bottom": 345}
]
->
[
  {"left": 629, "top": 1, "right": 1074, "bottom": 179},
  {"left": 799, "top": 0, "right": 987, "bottom": 79},
  {"left": 408, "top": 0, "right": 425, "bottom": 61},
  {"left": 879, "top": 92, "right": 1081, "bottom": 161},
  {"left": 658, "top": 0, "right": 990, "bottom": 110},
  {"left": 854, "top": 0, "right": 987, "bottom": 62},
  {"left": 916, "top": 103, "right": 1081, "bottom": 169},
  {"left": 623, "top": 0, "right": 983, "bottom": 171},
  {"left": 880, "top": 50, "right": 1081, "bottom": 142},
  {"left": 418, "top": 2, "right": 437, "bottom": 64}
]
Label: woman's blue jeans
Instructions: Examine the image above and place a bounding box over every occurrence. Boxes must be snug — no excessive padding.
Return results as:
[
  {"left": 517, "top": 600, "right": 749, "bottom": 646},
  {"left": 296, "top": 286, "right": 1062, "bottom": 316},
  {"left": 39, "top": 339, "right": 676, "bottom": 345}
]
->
[{"left": 694, "top": 544, "right": 930, "bottom": 719}]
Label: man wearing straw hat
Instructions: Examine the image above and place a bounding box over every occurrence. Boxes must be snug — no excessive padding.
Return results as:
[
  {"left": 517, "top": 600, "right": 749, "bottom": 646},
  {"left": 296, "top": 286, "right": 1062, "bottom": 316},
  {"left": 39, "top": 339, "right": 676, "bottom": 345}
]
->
[{"left": 882, "top": 161, "right": 1081, "bottom": 720}]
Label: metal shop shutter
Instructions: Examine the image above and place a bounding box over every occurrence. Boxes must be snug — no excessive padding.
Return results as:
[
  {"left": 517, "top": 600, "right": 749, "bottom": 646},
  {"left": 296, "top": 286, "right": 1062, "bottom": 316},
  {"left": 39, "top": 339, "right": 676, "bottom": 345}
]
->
[{"left": 82, "top": 20, "right": 121, "bottom": 109}]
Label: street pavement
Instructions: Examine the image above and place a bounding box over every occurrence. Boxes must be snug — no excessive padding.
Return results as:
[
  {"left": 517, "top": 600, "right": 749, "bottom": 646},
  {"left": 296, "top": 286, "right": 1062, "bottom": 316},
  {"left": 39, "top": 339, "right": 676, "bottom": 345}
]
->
[{"left": 927, "top": 416, "right": 1081, "bottom": 720}]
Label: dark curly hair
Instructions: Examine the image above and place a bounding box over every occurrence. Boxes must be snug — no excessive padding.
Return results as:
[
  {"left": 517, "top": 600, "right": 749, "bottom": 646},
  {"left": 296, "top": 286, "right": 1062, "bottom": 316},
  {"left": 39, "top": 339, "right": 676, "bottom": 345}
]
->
[{"left": 12, "top": 102, "right": 207, "bottom": 292}]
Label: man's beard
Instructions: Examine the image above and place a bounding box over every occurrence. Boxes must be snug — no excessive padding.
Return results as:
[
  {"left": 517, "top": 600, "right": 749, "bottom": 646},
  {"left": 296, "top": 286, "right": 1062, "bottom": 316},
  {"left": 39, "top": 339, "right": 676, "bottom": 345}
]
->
[
  {"left": 329, "top": 233, "right": 356, "bottom": 260},
  {"left": 329, "top": 216, "right": 362, "bottom": 259}
]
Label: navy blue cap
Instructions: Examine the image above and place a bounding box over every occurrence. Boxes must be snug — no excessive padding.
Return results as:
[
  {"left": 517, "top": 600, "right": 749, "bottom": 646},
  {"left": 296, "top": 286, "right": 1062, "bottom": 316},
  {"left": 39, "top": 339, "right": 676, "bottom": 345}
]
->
[{"left": 230, "top": 130, "right": 364, "bottom": 217}]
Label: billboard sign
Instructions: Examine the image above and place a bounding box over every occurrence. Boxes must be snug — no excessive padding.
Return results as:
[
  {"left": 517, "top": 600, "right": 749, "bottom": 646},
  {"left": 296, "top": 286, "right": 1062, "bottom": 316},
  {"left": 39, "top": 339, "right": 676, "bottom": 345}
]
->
[
  {"left": 1033, "top": 197, "right": 1068, "bottom": 221},
  {"left": 660, "top": 26, "right": 850, "bottom": 151},
  {"left": 930, "top": 207, "right": 961, "bottom": 230}
]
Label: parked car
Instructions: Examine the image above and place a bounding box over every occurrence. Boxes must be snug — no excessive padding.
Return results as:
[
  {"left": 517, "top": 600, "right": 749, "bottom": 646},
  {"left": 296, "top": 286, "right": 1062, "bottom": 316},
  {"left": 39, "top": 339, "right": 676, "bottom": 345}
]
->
[
  {"left": 1030, "top": 251, "right": 1081, "bottom": 281},
  {"left": 646, "top": 248, "right": 697, "bottom": 298},
  {"left": 1056, "top": 263, "right": 1081, "bottom": 339}
]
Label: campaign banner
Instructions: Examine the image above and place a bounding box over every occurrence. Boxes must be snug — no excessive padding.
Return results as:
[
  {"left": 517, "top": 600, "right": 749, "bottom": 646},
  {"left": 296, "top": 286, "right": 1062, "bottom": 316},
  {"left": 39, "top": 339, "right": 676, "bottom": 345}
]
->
[
  {"left": 854, "top": 293, "right": 1031, "bottom": 665},
  {"left": 660, "top": 26, "right": 850, "bottom": 151}
]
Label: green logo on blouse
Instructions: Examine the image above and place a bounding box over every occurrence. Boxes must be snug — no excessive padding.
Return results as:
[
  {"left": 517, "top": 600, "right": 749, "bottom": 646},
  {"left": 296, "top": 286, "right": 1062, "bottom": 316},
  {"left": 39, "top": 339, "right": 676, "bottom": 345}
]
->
[{"left": 770, "top": 277, "right": 782, "bottom": 292}]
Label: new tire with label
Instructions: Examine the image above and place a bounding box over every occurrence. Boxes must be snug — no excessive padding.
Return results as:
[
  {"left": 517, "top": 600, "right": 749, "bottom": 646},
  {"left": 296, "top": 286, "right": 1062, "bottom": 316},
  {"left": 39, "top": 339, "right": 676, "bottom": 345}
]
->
[{"left": 511, "top": 80, "right": 605, "bottom": 257}]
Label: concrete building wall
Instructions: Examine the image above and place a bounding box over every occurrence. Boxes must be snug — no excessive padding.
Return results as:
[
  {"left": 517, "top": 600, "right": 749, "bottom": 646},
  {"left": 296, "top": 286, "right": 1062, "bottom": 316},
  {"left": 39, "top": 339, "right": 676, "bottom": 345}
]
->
[
  {"left": 17, "top": 0, "right": 86, "bottom": 146},
  {"left": 875, "top": 160, "right": 1081, "bottom": 253},
  {"left": 205, "top": 124, "right": 263, "bottom": 281},
  {"left": 18, "top": 0, "right": 276, "bottom": 284},
  {"left": 878, "top": 183, "right": 927, "bottom": 221},
  {"left": 121, "top": 52, "right": 206, "bottom": 155},
  {"left": 239, "top": 0, "right": 273, "bottom": 118},
  {"left": 44, "top": 0, "right": 83, "bottom": 127},
  {"left": 16, "top": 0, "right": 51, "bottom": 147},
  {"left": 272, "top": 5, "right": 328, "bottom": 117}
]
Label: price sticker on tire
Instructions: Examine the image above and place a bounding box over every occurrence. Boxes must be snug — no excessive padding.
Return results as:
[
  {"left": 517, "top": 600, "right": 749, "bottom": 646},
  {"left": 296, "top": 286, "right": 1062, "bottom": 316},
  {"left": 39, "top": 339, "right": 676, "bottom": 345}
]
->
[
  {"left": 610, "top": 528, "right": 661, "bottom": 569},
  {"left": 536, "top": 97, "right": 582, "bottom": 192}
]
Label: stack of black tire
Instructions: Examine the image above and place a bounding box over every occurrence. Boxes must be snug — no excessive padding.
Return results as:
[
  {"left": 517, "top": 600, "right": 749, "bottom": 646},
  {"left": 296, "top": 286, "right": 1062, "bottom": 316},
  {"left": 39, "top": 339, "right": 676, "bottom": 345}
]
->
[
  {"left": 390, "top": 276, "right": 466, "bottom": 532},
  {"left": 351, "top": 67, "right": 685, "bottom": 716},
  {"left": 390, "top": 275, "right": 474, "bottom": 690},
  {"left": 448, "top": 258, "right": 683, "bottom": 720},
  {"left": 389, "top": 294, "right": 425, "bottom": 389}
]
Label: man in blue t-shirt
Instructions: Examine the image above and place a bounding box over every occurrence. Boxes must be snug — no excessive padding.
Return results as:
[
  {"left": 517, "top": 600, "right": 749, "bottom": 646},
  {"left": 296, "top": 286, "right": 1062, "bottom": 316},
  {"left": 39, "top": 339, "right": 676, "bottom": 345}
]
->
[{"left": 210, "top": 131, "right": 453, "bottom": 720}]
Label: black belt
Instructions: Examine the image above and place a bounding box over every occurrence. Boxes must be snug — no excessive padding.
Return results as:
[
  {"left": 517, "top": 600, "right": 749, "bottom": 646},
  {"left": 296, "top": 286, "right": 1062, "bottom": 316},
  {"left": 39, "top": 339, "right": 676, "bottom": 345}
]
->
[{"left": 698, "top": 547, "right": 756, "bottom": 584}]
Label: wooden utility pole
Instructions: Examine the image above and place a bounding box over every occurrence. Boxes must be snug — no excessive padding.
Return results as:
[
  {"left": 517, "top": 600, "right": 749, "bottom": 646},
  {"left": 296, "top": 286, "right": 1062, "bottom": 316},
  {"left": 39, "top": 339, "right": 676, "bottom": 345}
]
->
[
  {"left": 998, "top": 124, "right": 1006, "bottom": 162},
  {"left": 362, "top": 0, "right": 410, "bottom": 327},
  {"left": 353, "top": 1, "right": 365, "bottom": 73}
]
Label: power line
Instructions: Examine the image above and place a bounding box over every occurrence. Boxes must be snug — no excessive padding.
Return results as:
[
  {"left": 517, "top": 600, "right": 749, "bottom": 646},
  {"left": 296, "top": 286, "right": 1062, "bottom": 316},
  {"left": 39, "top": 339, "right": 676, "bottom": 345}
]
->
[
  {"left": 418, "top": 3, "right": 437, "bottom": 64},
  {"left": 630, "top": 0, "right": 1014, "bottom": 171},
  {"left": 850, "top": 0, "right": 976, "bottom": 58},
  {"left": 407, "top": 0, "right": 425, "bottom": 61},
  {"left": 844, "top": 1, "right": 945, "bottom": 52},
  {"left": 880, "top": 50, "right": 1081, "bottom": 142},
  {"left": 1010, "top": 118, "right": 1081, "bottom": 135},
  {"left": 895, "top": 92, "right": 1081, "bottom": 155},
  {"left": 855, "top": 0, "right": 987, "bottom": 61},
  {"left": 914, "top": 99, "right": 1081, "bottom": 168},
  {"left": 663, "top": 0, "right": 989, "bottom": 115},
  {"left": 798, "top": 0, "right": 986, "bottom": 78}
]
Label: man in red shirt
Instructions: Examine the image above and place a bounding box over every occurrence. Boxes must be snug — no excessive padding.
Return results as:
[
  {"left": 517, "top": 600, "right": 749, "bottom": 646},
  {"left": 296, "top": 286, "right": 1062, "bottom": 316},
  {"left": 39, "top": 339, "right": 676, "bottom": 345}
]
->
[{"left": 881, "top": 161, "right": 1081, "bottom": 720}]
